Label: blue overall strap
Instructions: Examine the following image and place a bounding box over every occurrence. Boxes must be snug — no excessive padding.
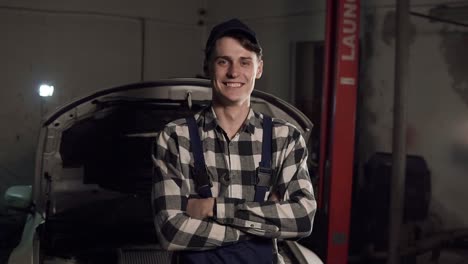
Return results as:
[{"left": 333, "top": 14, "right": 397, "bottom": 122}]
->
[
  {"left": 187, "top": 116, "right": 212, "bottom": 198},
  {"left": 254, "top": 115, "right": 273, "bottom": 202}
]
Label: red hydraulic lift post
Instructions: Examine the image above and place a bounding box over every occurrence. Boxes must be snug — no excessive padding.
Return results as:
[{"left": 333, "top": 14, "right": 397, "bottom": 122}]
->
[{"left": 319, "top": 0, "right": 360, "bottom": 263}]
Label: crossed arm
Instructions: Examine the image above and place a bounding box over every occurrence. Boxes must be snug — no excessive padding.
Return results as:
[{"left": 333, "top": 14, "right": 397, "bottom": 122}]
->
[{"left": 186, "top": 192, "right": 280, "bottom": 219}]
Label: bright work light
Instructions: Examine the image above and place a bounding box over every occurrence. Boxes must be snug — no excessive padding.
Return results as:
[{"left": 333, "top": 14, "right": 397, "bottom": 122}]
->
[{"left": 39, "top": 84, "right": 54, "bottom": 97}]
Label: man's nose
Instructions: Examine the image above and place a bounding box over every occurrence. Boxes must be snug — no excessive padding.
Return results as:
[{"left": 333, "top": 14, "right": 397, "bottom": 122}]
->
[{"left": 227, "top": 63, "right": 240, "bottom": 78}]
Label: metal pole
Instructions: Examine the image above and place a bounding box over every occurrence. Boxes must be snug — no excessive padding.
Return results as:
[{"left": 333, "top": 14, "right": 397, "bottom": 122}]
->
[
  {"left": 387, "top": 0, "right": 410, "bottom": 263},
  {"left": 140, "top": 18, "right": 146, "bottom": 82}
]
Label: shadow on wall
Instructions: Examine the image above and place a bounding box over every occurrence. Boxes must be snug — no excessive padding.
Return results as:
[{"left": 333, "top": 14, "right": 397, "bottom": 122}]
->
[
  {"left": 381, "top": 10, "right": 417, "bottom": 47},
  {"left": 440, "top": 30, "right": 468, "bottom": 106}
]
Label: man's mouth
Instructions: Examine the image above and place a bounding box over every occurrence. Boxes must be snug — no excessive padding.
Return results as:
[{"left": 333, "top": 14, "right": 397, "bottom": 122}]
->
[{"left": 224, "top": 82, "right": 243, "bottom": 88}]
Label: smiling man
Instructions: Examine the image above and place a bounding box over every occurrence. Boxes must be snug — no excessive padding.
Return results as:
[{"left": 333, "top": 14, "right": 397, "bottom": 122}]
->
[{"left": 152, "top": 19, "right": 316, "bottom": 264}]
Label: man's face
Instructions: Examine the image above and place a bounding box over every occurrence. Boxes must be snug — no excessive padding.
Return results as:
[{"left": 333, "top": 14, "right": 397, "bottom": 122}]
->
[{"left": 209, "top": 36, "right": 263, "bottom": 107}]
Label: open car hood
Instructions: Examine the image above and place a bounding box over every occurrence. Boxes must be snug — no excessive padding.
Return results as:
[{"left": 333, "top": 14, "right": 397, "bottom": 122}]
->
[{"left": 32, "top": 79, "right": 313, "bottom": 247}]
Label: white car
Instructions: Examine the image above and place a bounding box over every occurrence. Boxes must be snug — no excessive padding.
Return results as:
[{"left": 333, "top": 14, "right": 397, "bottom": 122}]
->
[{"left": 4, "top": 78, "right": 322, "bottom": 264}]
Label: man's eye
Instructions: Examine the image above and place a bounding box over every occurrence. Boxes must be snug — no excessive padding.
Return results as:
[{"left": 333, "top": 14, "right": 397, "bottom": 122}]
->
[
  {"left": 241, "top": 60, "right": 251, "bottom": 66},
  {"left": 217, "top": 59, "right": 228, "bottom": 65}
]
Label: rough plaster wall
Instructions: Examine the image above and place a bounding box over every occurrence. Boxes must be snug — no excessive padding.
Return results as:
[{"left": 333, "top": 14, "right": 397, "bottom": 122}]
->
[
  {"left": 144, "top": 21, "right": 204, "bottom": 79},
  {"left": 207, "top": 0, "right": 326, "bottom": 102},
  {"left": 361, "top": 4, "right": 468, "bottom": 228},
  {"left": 0, "top": 0, "right": 202, "bottom": 23},
  {"left": 0, "top": 1, "right": 204, "bottom": 209}
]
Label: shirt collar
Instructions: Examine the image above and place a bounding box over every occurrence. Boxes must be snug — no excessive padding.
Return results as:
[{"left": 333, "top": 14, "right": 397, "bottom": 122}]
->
[{"left": 202, "top": 106, "right": 257, "bottom": 135}]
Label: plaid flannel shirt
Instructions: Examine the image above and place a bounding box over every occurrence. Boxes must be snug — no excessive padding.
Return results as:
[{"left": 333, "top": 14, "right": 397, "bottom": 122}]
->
[{"left": 152, "top": 106, "right": 316, "bottom": 255}]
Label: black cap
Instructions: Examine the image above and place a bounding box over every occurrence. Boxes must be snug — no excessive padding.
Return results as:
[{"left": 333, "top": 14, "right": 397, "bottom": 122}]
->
[{"left": 205, "top": 18, "right": 259, "bottom": 51}]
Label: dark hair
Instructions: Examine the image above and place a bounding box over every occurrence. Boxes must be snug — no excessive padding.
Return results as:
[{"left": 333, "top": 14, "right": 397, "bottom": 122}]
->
[{"left": 203, "top": 32, "right": 263, "bottom": 76}]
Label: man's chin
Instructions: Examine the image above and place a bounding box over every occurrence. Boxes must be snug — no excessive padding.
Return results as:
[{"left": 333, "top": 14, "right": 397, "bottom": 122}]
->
[{"left": 213, "top": 96, "right": 250, "bottom": 107}]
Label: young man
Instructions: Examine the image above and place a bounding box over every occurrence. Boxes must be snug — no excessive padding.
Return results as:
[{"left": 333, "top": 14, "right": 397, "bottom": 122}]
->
[{"left": 153, "top": 18, "right": 316, "bottom": 263}]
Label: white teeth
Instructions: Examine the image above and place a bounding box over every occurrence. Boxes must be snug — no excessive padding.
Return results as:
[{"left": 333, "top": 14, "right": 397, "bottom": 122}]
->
[{"left": 226, "top": 83, "right": 242, "bottom": 87}]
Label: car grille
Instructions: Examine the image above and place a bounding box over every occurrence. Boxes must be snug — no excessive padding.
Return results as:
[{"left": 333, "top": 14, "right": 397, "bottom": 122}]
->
[{"left": 117, "top": 248, "right": 172, "bottom": 264}]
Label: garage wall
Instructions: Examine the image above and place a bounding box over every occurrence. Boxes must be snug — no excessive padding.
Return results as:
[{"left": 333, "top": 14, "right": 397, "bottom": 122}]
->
[
  {"left": 0, "top": 1, "right": 205, "bottom": 209},
  {"left": 0, "top": 0, "right": 203, "bottom": 23},
  {"left": 360, "top": 1, "right": 468, "bottom": 228},
  {"left": 144, "top": 21, "right": 205, "bottom": 80}
]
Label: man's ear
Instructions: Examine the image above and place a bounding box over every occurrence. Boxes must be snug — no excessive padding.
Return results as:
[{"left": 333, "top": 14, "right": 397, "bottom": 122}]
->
[{"left": 256, "top": 60, "right": 264, "bottom": 79}]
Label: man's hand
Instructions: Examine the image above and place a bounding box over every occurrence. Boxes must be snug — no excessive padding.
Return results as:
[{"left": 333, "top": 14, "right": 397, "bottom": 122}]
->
[{"left": 186, "top": 197, "right": 215, "bottom": 219}]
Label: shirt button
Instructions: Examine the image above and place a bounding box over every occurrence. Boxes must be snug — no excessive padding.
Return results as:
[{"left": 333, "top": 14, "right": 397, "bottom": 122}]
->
[
  {"left": 224, "top": 173, "right": 230, "bottom": 181},
  {"left": 220, "top": 172, "right": 230, "bottom": 186}
]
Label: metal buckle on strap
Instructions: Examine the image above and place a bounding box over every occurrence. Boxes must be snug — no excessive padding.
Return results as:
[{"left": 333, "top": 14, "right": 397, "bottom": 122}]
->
[{"left": 256, "top": 166, "right": 273, "bottom": 187}]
